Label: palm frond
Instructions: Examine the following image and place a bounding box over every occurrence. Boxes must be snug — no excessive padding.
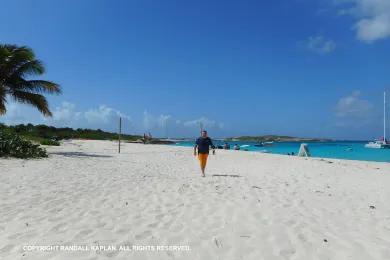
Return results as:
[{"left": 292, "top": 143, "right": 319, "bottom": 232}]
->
[
  {"left": 0, "top": 44, "right": 60, "bottom": 116},
  {"left": 10, "top": 60, "right": 45, "bottom": 78},
  {"left": 0, "top": 45, "right": 35, "bottom": 80},
  {"left": 0, "top": 87, "right": 6, "bottom": 115},
  {"left": 11, "top": 90, "right": 52, "bottom": 116},
  {"left": 9, "top": 80, "right": 61, "bottom": 95}
]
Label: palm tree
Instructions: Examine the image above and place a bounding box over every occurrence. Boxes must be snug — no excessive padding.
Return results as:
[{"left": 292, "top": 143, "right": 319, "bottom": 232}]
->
[{"left": 0, "top": 44, "right": 61, "bottom": 116}]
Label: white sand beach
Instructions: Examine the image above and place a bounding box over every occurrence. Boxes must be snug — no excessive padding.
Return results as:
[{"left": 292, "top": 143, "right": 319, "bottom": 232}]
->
[{"left": 1, "top": 140, "right": 390, "bottom": 260}]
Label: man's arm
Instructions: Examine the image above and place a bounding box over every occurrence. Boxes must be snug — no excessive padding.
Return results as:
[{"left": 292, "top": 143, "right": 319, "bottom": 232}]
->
[
  {"left": 209, "top": 138, "right": 216, "bottom": 154},
  {"left": 194, "top": 144, "right": 198, "bottom": 156}
]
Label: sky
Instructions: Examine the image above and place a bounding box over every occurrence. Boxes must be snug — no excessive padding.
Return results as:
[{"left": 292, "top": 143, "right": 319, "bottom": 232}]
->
[{"left": 0, "top": 0, "right": 389, "bottom": 140}]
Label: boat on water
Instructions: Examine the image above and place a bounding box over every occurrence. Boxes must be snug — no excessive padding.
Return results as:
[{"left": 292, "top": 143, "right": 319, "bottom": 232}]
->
[
  {"left": 254, "top": 141, "right": 274, "bottom": 147},
  {"left": 365, "top": 91, "right": 390, "bottom": 149},
  {"left": 365, "top": 140, "right": 390, "bottom": 149}
]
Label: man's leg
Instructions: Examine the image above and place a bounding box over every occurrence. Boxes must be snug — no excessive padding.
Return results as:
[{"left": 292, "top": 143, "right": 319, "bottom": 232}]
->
[{"left": 198, "top": 153, "right": 208, "bottom": 177}]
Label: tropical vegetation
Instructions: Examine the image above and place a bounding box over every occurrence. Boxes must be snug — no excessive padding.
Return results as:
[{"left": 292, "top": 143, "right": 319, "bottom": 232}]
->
[
  {"left": 0, "top": 123, "right": 141, "bottom": 142},
  {"left": 0, "top": 44, "right": 61, "bottom": 158},
  {"left": 0, "top": 44, "right": 61, "bottom": 116},
  {"left": 0, "top": 130, "right": 47, "bottom": 158}
]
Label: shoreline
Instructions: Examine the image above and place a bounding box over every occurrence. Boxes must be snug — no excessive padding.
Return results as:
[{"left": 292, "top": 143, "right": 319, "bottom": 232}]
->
[{"left": 173, "top": 142, "right": 390, "bottom": 164}]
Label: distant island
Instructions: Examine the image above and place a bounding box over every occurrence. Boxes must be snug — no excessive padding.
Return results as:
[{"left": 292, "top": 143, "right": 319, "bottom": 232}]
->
[{"left": 225, "top": 135, "right": 331, "bottom": 142}]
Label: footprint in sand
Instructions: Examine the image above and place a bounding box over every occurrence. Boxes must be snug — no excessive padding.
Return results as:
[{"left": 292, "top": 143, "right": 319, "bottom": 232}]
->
[
  {"left": 7, "top": 232, "right": 22, "bottom": 240},
  {"left": 74, "top": 229, "right": 93, "bottom": 240},
  {"left": 51, "top": 222, "right": 67, "bottom": 232},
  {"left": 0, "top": 244, "right": 15, "bottom": 254},
  {"left": 134, "top": 230, "right": 152, "bottom": 240},
  {"left": 163, "top": 220, "right": 174, "bottom": 229},
  {"left": 170, "top": 223, "right": 184, "bottom": 232},
  {"left": 147, "top": 222, "right": 159, "bottom": 228}
]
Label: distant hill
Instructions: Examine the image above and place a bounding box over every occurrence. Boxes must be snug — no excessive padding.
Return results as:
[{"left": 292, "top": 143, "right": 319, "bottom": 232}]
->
[
  {"left": 0, "top": 123, "right": 142, "bottom": 142},
  {"left": 225, "top": 135, "right": 331, "bottom": 142}
]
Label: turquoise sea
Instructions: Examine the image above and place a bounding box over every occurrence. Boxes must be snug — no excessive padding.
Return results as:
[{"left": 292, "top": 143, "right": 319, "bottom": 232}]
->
[{"left": 174, "top": 140, "right": 390, "bottom": 163}]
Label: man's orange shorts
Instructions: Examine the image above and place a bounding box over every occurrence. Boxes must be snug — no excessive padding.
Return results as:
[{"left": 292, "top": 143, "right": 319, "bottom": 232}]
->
[{"left": 198, "top": 153, "right": 209, "bottom": 168}]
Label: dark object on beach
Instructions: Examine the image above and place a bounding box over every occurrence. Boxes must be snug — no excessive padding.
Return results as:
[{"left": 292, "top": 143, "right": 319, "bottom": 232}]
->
[
  {"left": 369, "top": 205, "right": 376, "bottom": 209},
  {"left": 148, "top": 139, "right": 175, "bottom": 145},
  {"left": 140, "top": 131, "right": 174, "bottom": 144},
  {"left": 323, "top": 239, "right": 328, "bottom": 243},
  {"left": 214, "top": 237, "right": 222, "bottom": 248},
  {"left": 142, "top": 132, "right": 153, "bottom": 144},
  {"left": 40, "top": 139, "right": 60, "bottom": 146},
  {"left": 252, "top": 186, "right": 261, "bottom": 189},
  {"left": 212, "top": 174, "right": 241, "bottom": 178}
]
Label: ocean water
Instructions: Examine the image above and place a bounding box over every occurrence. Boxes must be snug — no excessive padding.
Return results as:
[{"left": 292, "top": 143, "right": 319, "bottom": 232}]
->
[{"left": 174, "top": 140, "right": 390, "bottom": 163}]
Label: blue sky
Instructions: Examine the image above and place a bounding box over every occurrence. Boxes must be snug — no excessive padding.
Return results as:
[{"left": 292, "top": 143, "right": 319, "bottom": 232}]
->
[{"left": 1, "top": 0, "right": 389, "bottom": 139}]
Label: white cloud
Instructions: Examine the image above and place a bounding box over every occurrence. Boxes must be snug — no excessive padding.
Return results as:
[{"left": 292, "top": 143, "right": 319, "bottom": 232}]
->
[
  {"left": 158, "top": 114, "right": 171, "bottom": 128},
  {"left": 0, "top": 101, "right": 44, "bottom": 125},
  {"left": 142, "top": 110, "right": 172, "bottom": 131},
  {"left": 0, "top": 102, "right": 226, "bottom": 137},
  {"left": 356, "top": 15, "right": 390, "bottom": 42},
  {"left": 334, "top": 91, "right": 373, "bottom": 118},
  {"left": 84, "top": 105, "right": 130, "bottom": 124},
  {"left": 0, "top": 101, "right": 131, "bottom": 131},
  {"left": 52, "top": 102, "right": 78, "bottom": 123},
  {"left": 183, "top": 116, "right": 224, "bottom": 130},
  {"left": 49, "top": 102, "right": 131, "bottom": 128},
  {"left": 305, "top": 36, "right": 337, "bottom": 54},
  {"left": 2, "top": 102, "right": 28, "bottom": 124},
  {"left": 142, "top": 111, "right": 154, "bottom": 130},
  {"left": 335, "top": 0, "right": 390, "bottom": 42}
]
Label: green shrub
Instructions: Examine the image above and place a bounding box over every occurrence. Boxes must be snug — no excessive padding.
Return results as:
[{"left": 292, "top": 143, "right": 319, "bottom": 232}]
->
[
  {"left": 0, "top": 131, "right": 47, "bottom": 158},
  {"left": 40, "top": 139, "right": 60, "bottom": 146}
]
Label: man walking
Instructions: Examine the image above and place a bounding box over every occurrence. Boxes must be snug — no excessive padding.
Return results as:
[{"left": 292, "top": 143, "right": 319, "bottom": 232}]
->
[{"left": 194, "top": 130, "right": 215, "bottom": 177}]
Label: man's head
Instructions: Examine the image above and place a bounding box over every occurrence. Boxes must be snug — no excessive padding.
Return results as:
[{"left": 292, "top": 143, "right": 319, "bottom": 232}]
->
[{"left": 201, "top": 130, "right": 208, "bottom": 138}]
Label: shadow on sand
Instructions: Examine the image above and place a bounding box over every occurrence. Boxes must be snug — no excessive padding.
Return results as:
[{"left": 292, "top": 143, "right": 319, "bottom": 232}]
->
[
  {"left": 212, "top": 174, "right": 241, "bottom": 178},
  {"left": 51, "top": 152, "right": 113, "bottom": 158}
]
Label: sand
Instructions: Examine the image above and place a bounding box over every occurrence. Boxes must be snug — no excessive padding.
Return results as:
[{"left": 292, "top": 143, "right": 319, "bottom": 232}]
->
[{"left": 1, "top": 140, "right": 390, "bottom": 260}]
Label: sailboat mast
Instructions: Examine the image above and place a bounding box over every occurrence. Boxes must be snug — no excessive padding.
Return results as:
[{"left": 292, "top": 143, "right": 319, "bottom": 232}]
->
[{"left": 385, "top": 91, "right": 387, "bottom": 142}]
